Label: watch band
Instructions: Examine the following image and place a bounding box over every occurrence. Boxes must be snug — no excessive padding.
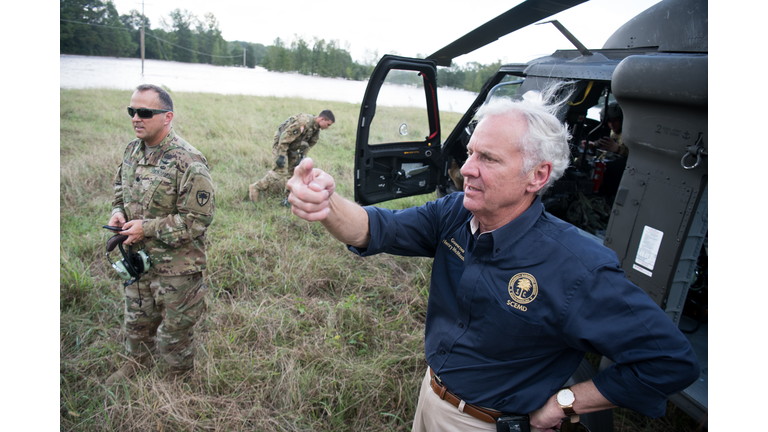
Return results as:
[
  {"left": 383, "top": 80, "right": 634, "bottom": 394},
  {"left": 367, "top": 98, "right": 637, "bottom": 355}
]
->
[{"left": 557, "top": 388, "right": 580, "bottom": 423}]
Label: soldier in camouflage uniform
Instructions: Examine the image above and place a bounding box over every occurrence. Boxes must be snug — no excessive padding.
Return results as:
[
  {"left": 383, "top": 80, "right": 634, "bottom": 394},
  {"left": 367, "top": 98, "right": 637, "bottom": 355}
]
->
[
  {"left": 596, "top": 101, "right": 626, "bottom": 157},
  {"left": 248, "top": 110, "right": 334, "bottom": 204},
  {"left": 594, "top": 102, "right": 626, "bottom": 204},
  {"left": 105, "top": 84, "right": 215, "bottom": 385}
]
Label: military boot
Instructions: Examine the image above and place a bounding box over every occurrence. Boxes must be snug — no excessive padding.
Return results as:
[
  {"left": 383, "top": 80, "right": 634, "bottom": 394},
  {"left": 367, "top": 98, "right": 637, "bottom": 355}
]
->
[
  {"left": 105, "top": 355, "right": 151, "bottom": 385},
  {"left": 248, "top": 184, "right": 260, "bottom": 203}
]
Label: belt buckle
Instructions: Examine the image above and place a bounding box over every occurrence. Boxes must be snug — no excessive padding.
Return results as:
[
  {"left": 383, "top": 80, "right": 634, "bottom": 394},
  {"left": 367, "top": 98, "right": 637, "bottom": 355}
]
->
[{"left": 432, "top": 372, "right": 443, "bottom": 386}]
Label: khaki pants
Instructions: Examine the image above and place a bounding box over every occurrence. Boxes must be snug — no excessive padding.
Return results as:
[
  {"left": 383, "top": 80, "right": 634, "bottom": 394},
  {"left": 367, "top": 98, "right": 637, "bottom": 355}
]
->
[{"left": 412, "top": 368, "right": 542, "bottom": 432}]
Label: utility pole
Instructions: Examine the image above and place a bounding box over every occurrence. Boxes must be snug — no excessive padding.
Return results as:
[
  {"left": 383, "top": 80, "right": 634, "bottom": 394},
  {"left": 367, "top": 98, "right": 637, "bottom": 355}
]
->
[{"left": 141, "top": 0, "right": 145, "bottom": 76}]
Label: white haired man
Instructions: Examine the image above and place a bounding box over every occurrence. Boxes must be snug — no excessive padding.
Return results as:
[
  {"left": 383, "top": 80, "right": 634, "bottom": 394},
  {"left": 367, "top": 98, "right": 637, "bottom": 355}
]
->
[{"left": 285, "top": 94, "right": 699, "bottom": 431}]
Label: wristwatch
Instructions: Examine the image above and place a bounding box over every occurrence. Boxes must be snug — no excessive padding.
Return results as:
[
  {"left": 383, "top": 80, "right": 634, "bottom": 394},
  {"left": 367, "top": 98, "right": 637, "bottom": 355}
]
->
[{"left": 556, "top": 387, "right": 580, "bottom": 423}]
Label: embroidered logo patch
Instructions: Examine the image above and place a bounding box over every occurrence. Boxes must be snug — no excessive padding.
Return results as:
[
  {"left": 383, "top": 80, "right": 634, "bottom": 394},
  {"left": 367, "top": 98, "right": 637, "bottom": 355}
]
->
[
  {"left": 508, "top": 272, "right": 538, "bottom": 305},
  {"left": 196, "top": 190, "right": 211, "bottom": 207}
]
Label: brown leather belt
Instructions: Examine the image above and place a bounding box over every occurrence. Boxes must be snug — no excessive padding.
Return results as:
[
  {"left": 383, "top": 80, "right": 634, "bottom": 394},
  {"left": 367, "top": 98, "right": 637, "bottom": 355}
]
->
[{"left": 429, "top": 368, "right": 502, "bottom": 424}]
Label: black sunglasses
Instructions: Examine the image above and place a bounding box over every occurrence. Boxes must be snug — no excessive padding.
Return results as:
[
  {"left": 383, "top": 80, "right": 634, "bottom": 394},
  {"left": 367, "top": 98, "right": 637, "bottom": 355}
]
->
[{"left": 127, "top": 107, "right": 172, "bottom": 119}]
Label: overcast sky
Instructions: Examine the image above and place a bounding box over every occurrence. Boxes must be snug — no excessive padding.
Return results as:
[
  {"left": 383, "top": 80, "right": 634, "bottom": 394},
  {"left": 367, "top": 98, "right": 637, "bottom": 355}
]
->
[{"left": 108, "top": 0, "right": 662, "bottom": 66}]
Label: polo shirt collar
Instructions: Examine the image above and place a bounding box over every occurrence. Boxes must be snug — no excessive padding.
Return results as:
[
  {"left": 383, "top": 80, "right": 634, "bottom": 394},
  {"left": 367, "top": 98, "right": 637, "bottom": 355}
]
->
[{"left": 467, "top": 196, "right": 544, "bottom": 256}]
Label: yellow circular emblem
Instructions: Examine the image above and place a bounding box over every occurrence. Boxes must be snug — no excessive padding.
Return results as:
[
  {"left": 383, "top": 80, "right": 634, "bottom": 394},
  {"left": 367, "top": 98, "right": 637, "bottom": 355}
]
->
[{"left": 508, "top": 273, "right": 538, "bottom": 304}]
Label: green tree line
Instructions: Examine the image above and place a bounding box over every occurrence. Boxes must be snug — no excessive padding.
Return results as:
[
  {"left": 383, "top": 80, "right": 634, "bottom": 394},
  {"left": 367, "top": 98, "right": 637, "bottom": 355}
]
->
[
  {"left": 437, "top": 61, "right": 503, "bottom": 93},
  {"left": 60, "top": 0, "right": 501, "bottom": 92},
  {"left": 61, "top": 0, "right": 265, "bottom": 68},
  {"left": 261, "top": 37, "right": 374, "bottom": 81}
]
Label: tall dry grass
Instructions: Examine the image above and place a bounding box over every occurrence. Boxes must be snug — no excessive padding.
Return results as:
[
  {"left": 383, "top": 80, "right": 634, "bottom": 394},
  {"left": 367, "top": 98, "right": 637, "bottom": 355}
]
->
[{"left": 61, "top": 88, "right": 455, "bottom": 431}]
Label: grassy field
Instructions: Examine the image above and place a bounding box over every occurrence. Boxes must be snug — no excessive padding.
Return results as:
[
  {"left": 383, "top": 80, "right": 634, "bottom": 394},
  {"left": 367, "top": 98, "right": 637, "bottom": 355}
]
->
[{"left": 60, "top": 88, "right": 703, "bottom": 431}]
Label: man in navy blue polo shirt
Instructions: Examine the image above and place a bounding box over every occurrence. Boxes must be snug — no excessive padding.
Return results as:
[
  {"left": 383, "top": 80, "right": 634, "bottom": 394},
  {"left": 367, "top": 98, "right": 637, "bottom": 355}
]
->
[{"left": 286, "top": 94, "right": 699, "bottom": 431}]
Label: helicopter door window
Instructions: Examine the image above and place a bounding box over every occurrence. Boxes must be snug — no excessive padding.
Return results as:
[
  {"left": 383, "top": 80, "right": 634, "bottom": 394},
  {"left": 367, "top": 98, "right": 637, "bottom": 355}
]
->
[{"left": 368, "top": 69, "right": 431, "bottom": 145}]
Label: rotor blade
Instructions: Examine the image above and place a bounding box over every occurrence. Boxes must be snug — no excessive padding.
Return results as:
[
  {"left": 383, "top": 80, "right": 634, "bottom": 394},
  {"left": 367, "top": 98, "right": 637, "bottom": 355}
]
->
[{"left": 427, "top": 0, "right": 590, "bottom": 66}]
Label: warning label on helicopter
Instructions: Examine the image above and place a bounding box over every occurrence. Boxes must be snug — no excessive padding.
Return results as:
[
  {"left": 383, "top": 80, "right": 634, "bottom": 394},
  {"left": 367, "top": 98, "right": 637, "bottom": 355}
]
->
[
  {"left": 634, "top": 225, "right": 664, "bottom": 277},
  {"left": 633, "top": 264, "right": 653, "bottom": 278}
]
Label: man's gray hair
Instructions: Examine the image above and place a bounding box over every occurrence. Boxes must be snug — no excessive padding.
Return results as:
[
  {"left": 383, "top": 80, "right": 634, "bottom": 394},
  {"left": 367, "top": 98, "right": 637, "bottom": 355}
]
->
[
  {"left": 136, "top": 84, "right": 174, "bottom": 112},
  {"left": 474, "top": 84, "right": 572, "bottom": 195}
]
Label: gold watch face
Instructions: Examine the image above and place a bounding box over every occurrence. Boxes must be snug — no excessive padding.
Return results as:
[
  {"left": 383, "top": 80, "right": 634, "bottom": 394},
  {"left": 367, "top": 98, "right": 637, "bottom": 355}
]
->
[{"left": 557, "top": 388, "right": 575, "bottom": 406}]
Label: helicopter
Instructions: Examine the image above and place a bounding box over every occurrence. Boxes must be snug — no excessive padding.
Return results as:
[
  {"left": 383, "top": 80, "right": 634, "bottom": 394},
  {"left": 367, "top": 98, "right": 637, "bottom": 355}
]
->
[{"left": 351, "top": 0, "right": 707, "bottom": 429}]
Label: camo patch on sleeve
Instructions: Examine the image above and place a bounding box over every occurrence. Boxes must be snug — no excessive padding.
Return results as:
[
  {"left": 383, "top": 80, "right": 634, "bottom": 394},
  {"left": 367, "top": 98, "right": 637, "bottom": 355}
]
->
[{"left": 183, "top": 172, "right": 215, "bottom": 215}]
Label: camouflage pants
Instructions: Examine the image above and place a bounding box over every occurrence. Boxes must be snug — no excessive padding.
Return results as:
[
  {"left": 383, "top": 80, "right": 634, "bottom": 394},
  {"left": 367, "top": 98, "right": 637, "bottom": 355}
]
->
[
  {"left": 123, "top": 272, "right": 207, "bottom": 369},
  {"left": 252, "top": 132, "right": 305, "bottom": 197}
]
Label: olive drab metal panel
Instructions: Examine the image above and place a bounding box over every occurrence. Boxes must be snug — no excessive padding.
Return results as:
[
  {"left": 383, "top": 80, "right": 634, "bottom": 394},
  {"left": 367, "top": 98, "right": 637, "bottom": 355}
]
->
[{"left": 605, "top": 54, "right": 708, "bottom": 318}]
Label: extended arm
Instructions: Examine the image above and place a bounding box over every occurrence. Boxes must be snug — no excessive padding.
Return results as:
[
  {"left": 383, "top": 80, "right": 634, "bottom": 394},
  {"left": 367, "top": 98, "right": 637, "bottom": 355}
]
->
[{"left": 287, "top": 158, "right": 370, "bottom": 248}]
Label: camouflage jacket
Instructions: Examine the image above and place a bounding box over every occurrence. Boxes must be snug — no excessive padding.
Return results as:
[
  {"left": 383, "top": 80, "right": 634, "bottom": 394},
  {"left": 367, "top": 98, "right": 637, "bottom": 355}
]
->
[
  {"left": 112, "top": 127, "right": 215, "bottom": 275},
  {"left": 273, "top": 114, "right": 320, "bottom": 159}
]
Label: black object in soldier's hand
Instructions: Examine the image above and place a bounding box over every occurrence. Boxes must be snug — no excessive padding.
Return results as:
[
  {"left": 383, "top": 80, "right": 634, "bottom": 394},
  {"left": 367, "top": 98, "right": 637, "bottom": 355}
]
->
[
  {"left": 103, "top": 225, "right": 123, "bottom": 232},
  {"left": 106, "top": 235, "right": 129, "bottom": 252},
  {"left": 276, "top": 155, "right": 286, "bottom": 168}
]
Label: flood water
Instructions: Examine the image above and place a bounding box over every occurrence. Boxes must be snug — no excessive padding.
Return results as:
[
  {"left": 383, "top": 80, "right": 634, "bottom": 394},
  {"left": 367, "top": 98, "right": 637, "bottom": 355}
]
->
[{"left": 60, "top": 55, "right": 478, "bottom": 113}]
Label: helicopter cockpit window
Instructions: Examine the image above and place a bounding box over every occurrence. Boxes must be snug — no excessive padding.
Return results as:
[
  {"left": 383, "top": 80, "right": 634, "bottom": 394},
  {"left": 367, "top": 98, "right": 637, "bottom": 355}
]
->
[
  {"left": 483, "top": 78, "right": 524, "bottom": 105},
  {"left": 368, "top": 69, "right": 431, "bottom": 145},
  {"left": 587, "top": 93, "right": 618, "bottom": 122},
  {"left": 460, "top": 78, "right": 525, "bottom": 140},
  {"left": 582, "top": 93, "right": 619, "bottom": 144}
]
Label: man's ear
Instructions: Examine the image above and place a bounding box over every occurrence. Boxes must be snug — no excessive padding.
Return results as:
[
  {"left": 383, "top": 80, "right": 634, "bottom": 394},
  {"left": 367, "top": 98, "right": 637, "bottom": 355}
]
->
[
  {"left": 527, "top": 161, "right": 552, "bottom": 194},
  {"left": 163, "top": 111, "right": 174, "bottom": 126}
]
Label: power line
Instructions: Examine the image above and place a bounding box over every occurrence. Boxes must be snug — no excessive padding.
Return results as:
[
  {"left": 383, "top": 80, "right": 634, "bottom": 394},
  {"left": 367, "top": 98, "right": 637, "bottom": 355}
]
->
[
  {"left": 60, "top": 18, "right": 125, "bottom": 29},
  {"left": 60, "top": 18, "right": 243, "bottom": 60}
]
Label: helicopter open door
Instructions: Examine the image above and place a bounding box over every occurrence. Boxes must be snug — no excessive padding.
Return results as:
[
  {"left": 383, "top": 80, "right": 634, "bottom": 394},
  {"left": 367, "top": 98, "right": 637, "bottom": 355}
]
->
[{"left": 353, "top": 55, "right": 442, "bottom": 205}]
